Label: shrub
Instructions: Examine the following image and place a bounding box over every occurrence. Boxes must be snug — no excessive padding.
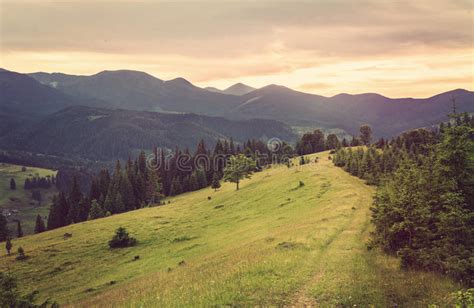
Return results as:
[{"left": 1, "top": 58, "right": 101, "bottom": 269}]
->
[
  {"left": 15, "top": 247, "right": 28, "bottom": 261},
  {"left": 108, "top": 227, "right": 137, "bottom": 249}
]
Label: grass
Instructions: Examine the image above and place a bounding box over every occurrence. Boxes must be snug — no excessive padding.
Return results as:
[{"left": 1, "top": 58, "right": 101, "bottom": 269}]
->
[
  {"left": 0, "top": 163, "right": 57, "bottom": 235},
  {"left": 0, "top": 154, "right": 461, "bottom": 306}
]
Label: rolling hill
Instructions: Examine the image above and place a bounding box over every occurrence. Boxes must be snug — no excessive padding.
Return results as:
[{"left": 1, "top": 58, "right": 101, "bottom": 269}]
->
[
  {"left": 0, "top": 154, "right": 460, "bottom": 306},
  {"left": 1, "top": 105, "right": 296, "bottom": 160}
]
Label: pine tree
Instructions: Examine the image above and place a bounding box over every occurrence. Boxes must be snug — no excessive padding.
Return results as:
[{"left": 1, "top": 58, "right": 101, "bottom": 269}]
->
[
  {"left": 88, "top": 199, "right": 106, "bottom": 220},
  {"left": 120, "top": 173, "right": 136, "bottom": 211},
  {"left": 16, "top": 220, "right": 23, "bottom": 238},
  {"left": 145, "top": 171, "right": 163, "bottom": 205},
  {"left": 0, "top": 213, "right": 8, "bottom": 242},
  {"left": 67, "top": 177, "right": 83, "bottom": 223},
  {"left": 23, "top": 178, "right": 31, "bottom": 190},
  {"left": 34, "top": 215, "right": 46, "bottom": 234},
  {"left": 9, "top": 178, "right": 16, "bottom": 190},
  {"left": 47, "top": 193, "right": 69, "bottom": 230},
  {"left": 5, "top": 238, "right": 12, "bottom": 255},
  {"left": 196, "top": 168, "right": 207, "bottom": 189},
  {"left": 89, "top": 177, "right": 101, "bottom": 203},
  {"left": 169, "top": 177, "right": 183, "bottom": 196},
  {"left": 211, "top": 172, "right": 221, "bottom": 191}
]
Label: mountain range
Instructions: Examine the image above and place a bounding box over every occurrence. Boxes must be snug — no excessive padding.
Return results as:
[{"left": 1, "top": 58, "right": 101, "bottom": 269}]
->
[
  {"left": 28, "top": 69, "right": 474, "bottom": 136},
  {"left": 1, "top": 67, "right": 473, "bottom": 162}
]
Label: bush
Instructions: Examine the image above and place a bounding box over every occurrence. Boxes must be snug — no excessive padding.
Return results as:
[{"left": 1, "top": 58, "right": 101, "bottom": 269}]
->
[
  {"left": 15, "top": 247, "right": 28, "bottom": 261},
  {"left": 108, "top": 227, "right": 137, "bottom": 249}
]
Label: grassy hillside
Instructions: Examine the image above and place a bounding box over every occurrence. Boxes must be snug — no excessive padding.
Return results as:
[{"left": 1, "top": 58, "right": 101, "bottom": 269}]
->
[
  {"left": 0, "top": 163, "right": 57, "bottom": 235},
  {"left": 0, "top": 154, "right": 460, "bottom": 306}
]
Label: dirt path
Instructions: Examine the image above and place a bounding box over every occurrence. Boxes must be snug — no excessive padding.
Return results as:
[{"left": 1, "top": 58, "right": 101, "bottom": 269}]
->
[{"left": 291, "top": 157, "right": 374, "bottom": 306}]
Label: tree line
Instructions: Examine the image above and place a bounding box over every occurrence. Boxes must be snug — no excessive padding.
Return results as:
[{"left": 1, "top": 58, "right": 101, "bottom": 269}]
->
[
  {"left": 333, "top": 113, "right": 474, "bottom": 286},
  {"left": 23, "top": 175, "right": 55, "bottom": 190},
  {"left": 46, "top": 138, "right": 294, "bottom": 230},
  {"left": 295, "top": 125, "right": 372, "bottom": 155}
]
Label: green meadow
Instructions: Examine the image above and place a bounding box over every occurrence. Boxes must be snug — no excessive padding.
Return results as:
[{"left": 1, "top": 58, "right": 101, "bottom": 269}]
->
[
  {"left": 0, "top": 163, "right": 57, "bottom": 235},
  {"left": 0, "top": 154, "right": 460, "bottom": 306}
]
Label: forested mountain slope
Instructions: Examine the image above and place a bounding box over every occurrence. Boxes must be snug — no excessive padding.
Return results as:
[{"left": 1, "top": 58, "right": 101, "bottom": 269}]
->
[{"left": 1, "top": 106, "right": 295, "bottom": 160}]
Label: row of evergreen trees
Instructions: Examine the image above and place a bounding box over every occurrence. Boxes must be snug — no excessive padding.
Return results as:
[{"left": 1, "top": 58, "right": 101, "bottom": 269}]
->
[
  {"left": 47, "top": 138, "right": 294, "bottom": 230},
  {"left": 24, "top": 175, "right": 55, "bottom": 190},
  {"left": 333, "top": 113, "right": 473, "bottom": 286},
  {"left": 295, "top": 125, "right": 372, "bottom": 155}
]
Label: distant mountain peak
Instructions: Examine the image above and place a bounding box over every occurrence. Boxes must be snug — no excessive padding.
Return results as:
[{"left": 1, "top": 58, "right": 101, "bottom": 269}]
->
[
  {"left": 223, "top": 83, "right": 256, "bottom": 96},
  {"left": 165, "top": 77, "right": 195, "bottom": 88},
  {"left": 204, "top": 86, "right": 223, "bottom": 93},
  {"left": 93, "top": 69, "right": 161, "bottom": 81},
  {"left": 259, "top": 84, "right": 293, "bottom": 93}
]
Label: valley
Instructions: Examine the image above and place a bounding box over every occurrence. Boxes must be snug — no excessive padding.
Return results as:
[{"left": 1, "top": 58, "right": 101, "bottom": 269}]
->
[{"left": 0, "top": 163, "right": 57, "bottom": 236}]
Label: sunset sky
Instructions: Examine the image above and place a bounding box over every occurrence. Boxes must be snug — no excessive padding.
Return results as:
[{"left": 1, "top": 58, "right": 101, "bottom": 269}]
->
[{"left": 1, "top": 0, "right": 472, "bottom": 98}]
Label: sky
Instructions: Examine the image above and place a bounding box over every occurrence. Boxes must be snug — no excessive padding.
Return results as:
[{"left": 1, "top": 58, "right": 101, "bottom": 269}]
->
[{"left": 0, "top": 0, "right": 473, "bottom": 98}]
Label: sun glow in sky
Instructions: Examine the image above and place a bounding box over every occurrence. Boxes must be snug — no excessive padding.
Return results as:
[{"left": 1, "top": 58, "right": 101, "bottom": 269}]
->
[{"left": 1, "top": 0, "right": 473, "bottom": 97}]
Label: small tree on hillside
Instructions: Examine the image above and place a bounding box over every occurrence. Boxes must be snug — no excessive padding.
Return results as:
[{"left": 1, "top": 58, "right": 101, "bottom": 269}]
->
[
  {"left": 108, "top": 227, "right": 137, "bottom": 248},
  {"left": 223, "top": 155, "right": 256, "bottom": 190},
  {"left": 16, "top": 247, "right": 27, "bottom": 260},
  {"left": 10, "top": 178, "right": 16, "bottom": 190},
  {"left": 15, "top": 221, "right": 22, "bottom": 238},
  {"left": 0, "top": 214, "right": 8, "bottom": 242},
  {"left": 34, "top": 215, "right": 45, "bottom": 234},
  {"left": 5, "top": 238, "right": 12, "bottom": 255},
  {"left": 211, "top": 172, "right": 221, "bottom": 191},
  {"left": 299, "top": 156, "right": 305, "bottom": 165}
]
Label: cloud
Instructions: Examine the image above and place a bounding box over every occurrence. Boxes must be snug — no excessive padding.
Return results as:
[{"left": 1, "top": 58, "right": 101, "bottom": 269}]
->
[{"left": 0, "top": 0, "right": 472, "bottom": 97}]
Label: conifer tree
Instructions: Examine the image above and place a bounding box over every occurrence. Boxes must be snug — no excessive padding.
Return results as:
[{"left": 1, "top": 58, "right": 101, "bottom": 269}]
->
[
  {"left": 67, "top": 177, "right": 83, "bottom": 223},
  {"left": 89, "top": 177, "right": 101, "bottom": 203},
  {"left": 5, "top": 238, "right": 12, "bottom": 255},
  {"left": 120, "top": 173, "right": 136, "bottom": 211},
  {"left": 196, "top": 168, "right": 208, "bottom": 188},
  {"left": 169, "top": 177, "right": 182, "bottom": 196},
  {"left": 145, "top": 171, "right": 163, "bottom": 205},
  {"left": 34, "top": 215, "right": 46, "bottom": 234},
  {"left": 15, "top": 220, "right": 22, "bottom": 238},
  {"left": 188, "top": 172, "right": 199, "bottom": 191},
  {"left": 0, "top": 214, "right": 8, "bottom": 242},
  {"left": 47, "top": 193, "right": 69, "bottom": 230},
  {"left": 9, "top": 178, "right": 16, "bottom": 190},
  {"left": 211, "top": 172, "right": 221, "bottom": 191},
  {"left": 88, "top": 199, "right": 106, "bottom": 220}
]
